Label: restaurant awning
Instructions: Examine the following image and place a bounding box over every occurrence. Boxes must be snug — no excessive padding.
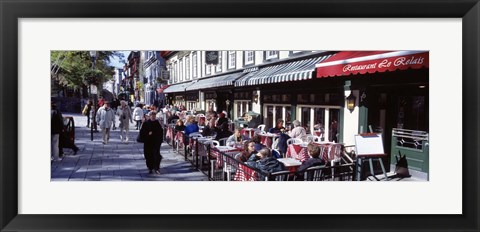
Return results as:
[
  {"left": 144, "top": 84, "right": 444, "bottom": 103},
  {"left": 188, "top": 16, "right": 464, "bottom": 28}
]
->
[
  {"left": 316, "top": 51, "right": 429, "bottom": 78},
  {"left": 163, "top": 81, "right": 194, "bottom": 93},
  {"left": 185, "top": 71, "right": 245, "bottom": 91},
  {"left": 235, "top": 55, "right": 332, "bottom": 87}
]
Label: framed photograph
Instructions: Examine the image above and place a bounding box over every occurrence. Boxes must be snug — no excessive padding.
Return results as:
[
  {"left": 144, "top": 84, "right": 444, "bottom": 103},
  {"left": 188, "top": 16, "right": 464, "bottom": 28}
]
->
[{"left": 1, "top": 0, "right": 479, "bottom": 231}]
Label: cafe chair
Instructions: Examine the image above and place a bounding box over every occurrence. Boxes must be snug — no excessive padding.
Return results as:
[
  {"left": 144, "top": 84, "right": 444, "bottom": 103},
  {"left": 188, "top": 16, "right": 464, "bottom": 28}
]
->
[
  {"left": 188, "top": 133, "right": 204, "bottom": 156},
  {"left": 304, "top": 165, "right": 328, "bottom": 181},
  {"left": 257, "top": 124, "right": 266, "bottom": 132},
  {"left": 286, "top": 138, "right": 303, "bottom": 146},
  {"left": 218, "top": 137, "right": 228, "bottom": 146},
  {"left": 268, "top": 170, "right": 293, "bottom": 181}
]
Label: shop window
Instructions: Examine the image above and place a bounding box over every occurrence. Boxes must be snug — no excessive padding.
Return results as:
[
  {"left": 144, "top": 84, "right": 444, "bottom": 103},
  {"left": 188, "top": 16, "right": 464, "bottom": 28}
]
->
[
  {"left": 235, "top": 100, "right": 251, "bottom": 119},
  {"left": 264, "top": 104, "right": 291, "bottom": 131}
]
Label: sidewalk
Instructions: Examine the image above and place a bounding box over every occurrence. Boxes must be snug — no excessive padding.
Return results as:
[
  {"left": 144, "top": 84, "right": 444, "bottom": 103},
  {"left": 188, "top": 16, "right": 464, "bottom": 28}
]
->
[{"left": 51, "top": 113, "right": 208, "bottom": 181}]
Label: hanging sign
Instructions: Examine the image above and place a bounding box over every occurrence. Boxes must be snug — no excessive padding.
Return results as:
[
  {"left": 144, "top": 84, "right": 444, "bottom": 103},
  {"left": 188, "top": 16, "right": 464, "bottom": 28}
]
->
[{"left": 205, "top": 51, "right": 219, "bottom": 65}]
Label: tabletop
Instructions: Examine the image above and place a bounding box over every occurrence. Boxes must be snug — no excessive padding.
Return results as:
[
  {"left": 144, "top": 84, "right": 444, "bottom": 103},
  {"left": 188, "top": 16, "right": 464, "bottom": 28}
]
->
[{"left": 277, "top": 158, "right": 302, "bottom": 167}]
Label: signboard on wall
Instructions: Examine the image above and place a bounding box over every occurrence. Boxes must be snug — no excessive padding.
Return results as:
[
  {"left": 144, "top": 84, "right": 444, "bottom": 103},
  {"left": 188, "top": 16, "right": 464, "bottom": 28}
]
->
[{"left": 205, "top": 51, "right": 219, "bottom": 65}]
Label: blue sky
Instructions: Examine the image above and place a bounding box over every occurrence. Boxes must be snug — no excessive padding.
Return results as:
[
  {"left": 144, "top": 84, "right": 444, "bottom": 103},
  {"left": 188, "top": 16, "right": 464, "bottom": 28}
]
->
[{"left": 108, "top": 51, "right": 131, "bottom": 69}]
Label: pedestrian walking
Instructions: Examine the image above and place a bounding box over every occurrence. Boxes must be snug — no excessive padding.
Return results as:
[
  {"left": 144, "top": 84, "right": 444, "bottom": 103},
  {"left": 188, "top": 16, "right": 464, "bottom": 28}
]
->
[
  {"left": 82, "top": 100, "right": 93, "bottom": 127},
  {"left": 117, "top": 100, "right": 133, "bottom": 143},
  {"left": 51, "top": 101, "right": 64, "bottom": 161},
  {"left": 133, "top": 104, "right": 144, "bottom": 130},
  {"left": 96, "top": 101, "right": 116, "bottom": 144},
  {"left": 139, "top": 111, "right": 164, "bottom": 174}
]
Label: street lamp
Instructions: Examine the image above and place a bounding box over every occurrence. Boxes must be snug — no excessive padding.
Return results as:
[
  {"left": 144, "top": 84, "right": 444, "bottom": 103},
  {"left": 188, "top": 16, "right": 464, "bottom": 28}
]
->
[
  {"left": 89, "top": 51, "right": 98, "bottom": 141},
  {"left": 346, "top": 92, "right": 356, "bottom": 113}
]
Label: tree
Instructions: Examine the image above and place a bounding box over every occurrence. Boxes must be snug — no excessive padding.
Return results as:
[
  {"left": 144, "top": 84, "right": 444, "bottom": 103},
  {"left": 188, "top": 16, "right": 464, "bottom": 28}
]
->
[{"left": 51, "top": 51, "right": 124, "bottom": 95}]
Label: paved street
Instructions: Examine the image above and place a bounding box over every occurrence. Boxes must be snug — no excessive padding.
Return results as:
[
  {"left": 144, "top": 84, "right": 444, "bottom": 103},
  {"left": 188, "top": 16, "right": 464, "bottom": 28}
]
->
[{"left": 51, "top": 113, "right": 208, "bottom": 181}]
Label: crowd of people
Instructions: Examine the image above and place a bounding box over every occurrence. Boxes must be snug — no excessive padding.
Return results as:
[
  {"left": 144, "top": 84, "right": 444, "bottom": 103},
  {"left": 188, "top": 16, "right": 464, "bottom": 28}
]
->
[{"left": 53, "top": 99, "right": 333, "bottom": 178}]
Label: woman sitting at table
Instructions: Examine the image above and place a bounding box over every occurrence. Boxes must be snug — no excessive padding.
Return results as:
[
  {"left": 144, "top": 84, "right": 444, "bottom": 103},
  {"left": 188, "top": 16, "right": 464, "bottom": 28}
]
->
[
  {"left": 235, "top": 141, "right": 256, "bottom": 162},
  {"left": 268, "top": 119, "right": 285, "bottom": 134},
  {"left": 174, "top": 119, "right": 186, "bottom": 132},
  {"left": 227, "top": 128, "right": 249, "bottom": 147},
  {"left": 246, "top": 148, "right": 285, "bottom": 174},
  {"left": 288, "top": 120, "right": 307, "bottom": 141},
  {"left": 296, "top": 143, "right": 325, "bottom": 180}
]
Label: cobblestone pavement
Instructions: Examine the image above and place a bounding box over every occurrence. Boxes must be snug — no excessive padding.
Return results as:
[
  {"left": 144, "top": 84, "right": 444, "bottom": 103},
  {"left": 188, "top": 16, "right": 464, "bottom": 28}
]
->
[{"left": 51, "top": 113, "right": 208, "bottom": 181}]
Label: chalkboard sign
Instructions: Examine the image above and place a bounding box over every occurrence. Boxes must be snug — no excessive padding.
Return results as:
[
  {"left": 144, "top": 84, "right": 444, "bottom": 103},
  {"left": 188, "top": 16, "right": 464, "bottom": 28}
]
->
[
  {"left": 205, "top": 51, "right": 219, "bottom": 65},
  {"left": 354, "top": 133, "right": 386, "bottom": 157}
]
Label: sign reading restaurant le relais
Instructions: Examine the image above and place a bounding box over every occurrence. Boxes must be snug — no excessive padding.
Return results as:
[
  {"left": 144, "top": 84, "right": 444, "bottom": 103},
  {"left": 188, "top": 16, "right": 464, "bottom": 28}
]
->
[{"left": 316, "top": 51, "right": 429, "bottom": 78}]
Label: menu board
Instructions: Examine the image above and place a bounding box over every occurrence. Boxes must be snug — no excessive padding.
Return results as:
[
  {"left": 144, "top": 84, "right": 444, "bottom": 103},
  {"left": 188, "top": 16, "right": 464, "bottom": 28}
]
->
[{"left": 354, "top": 133, "right": 385, "bottom": 157}]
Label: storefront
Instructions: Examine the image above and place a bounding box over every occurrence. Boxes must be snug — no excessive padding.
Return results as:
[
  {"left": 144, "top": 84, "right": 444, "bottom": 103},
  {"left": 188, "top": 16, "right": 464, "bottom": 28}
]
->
[
  {"left": 315, "top": 50, "right": 429, "bottom": 177},
  {"left": 163, "top": 81, "right": 194, "bottom": 107}
]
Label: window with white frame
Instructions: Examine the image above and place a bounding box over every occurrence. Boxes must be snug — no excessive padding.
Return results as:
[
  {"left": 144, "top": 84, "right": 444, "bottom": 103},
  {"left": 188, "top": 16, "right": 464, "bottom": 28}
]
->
[
  {"left": 265, "top": 51, "right": 279, "bottom": 60},
  {"left": 296, "top": 105, "right": 341, "bottom": 142},
  {"left": 244, "top": 51, "right": 255, "bottom": 65},
  {"left": 264, "top": 104, "right": 291, "bottom": 131},
  {"left": 228, "top": 51, "right": 236, "bottom": 69},
  {"left": 216, "top": 51, "right": 222, "bottom": 72},
  {"left": 185, "top": 55, "right": 190, "bottom": 80},
  {"left": 192, "top": 52, "right": 198, "bottom": 78},
  {"left": 179, "top": 59, "right": 183, "bottom": 81},
  {"left": 235, "top": 100, "right": 251, "bottom": 119}
]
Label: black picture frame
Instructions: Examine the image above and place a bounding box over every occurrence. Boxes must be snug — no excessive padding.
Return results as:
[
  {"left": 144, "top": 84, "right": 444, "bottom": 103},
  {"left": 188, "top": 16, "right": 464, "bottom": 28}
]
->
[{"left": 1, "top": 0, "right": 478, "bottom": 231}]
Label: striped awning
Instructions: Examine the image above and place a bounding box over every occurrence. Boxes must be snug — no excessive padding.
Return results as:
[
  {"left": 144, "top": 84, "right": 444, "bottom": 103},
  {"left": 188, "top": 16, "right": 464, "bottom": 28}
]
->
[
  {"left": 234, "top": 55, "right": 332, "bottom": 87},
  {"left": 185, "top": 71, "right": 245, "bottom": 91},
  {"left": 163, "top": 81, "right": 194, "bottom": 93}
]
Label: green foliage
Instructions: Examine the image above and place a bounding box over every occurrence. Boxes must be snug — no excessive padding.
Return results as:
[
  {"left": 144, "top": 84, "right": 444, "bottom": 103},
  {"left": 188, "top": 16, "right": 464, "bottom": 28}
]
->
[{"left": 51, "top": 51, "right": 124, "bottom": 91}]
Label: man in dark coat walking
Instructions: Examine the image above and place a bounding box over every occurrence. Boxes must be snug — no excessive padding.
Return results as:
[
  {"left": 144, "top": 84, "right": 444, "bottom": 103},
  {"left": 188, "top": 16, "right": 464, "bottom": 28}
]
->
[{"left": 140, "top": 111, "right": 164, "bottom": 174}]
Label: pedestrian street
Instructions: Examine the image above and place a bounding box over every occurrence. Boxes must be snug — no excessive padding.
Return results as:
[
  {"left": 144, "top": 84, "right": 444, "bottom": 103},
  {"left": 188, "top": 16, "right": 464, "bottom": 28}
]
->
[{"left": 51, "top": 113, "right": 208, "bottom": 181}]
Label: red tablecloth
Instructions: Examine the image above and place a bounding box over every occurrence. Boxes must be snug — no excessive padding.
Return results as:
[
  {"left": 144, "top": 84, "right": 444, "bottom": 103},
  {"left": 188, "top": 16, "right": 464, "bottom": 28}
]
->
[
  {"left": 166, "top": 127, "right": 174, "bottom": 143},
  {"left": 258, "top": 135, "right": 273, "bottom": 149},
  {"left": 212, "top": 147, "right": 243, "bottom": 168},
  {"left": 285, "top": 144, "right": 310, "bottom": 162},
  {"left": 174, "top": 131, "right": 184, "bottom": 148},
  {"left": 234, "top": 163, "right": 259, "bottom": 181},
  {"left": 312, "top": 143, "right": 343, "bottom": 163},
  {"left": 241, "top": 128, "right": 256, "bottom": 139}
]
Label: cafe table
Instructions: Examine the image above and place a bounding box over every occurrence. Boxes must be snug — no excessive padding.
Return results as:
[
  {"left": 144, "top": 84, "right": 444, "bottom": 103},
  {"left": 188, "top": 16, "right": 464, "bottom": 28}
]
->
[
  {"left": 212, "top": 145, "right": 243, "bottom": 169},
  {"left": 277, "top": 158, "right": 302, "bottom": 172},
  {"left": 285, "top": 143, "right": 310, "bottom": 162},
  {"left": 241, "top": 128, "right": 257, "bottom": 139},
  {"left": 259, "top": 132, "right": 279, "bottom": 149}
]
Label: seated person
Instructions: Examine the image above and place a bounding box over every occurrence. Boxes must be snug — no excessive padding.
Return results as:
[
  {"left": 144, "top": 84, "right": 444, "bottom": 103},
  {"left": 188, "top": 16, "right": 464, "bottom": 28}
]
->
[
  {"left": 174, "top": 119, "right": 186, "bottom": 132},
  {"left": 216, "top": 112, "right": 228, "bottom": 128},
  {"left": 252, "top": 134, "right": 266, "bottom": 152},
  {"left": 296, "top": 144, "right": 325, "bottom": 180},
  {"left": 288, "top": 120, "right": 307, "bottom": 140},
  {"left": 227, "top": 128, "right": 250, "bottom": 147},
  {"left": 246, "top": 148, "right": 285, "bottom": 174},
  {"left": 202, "top": 118, "right": 218, "bottom": 137},
  {"left": 235, "top": 141, "right": 256, "bottom": 163},
  {"left": 184, "top": 116, "right": 199, "bottom": 144},
  {"left": 215, "top": 122, "right": 233, "bottom": 141},
  {"left": 167, "top": 111, "right": 179, "bottom": 124},
  {"left": 268, "top": 119, "right": 285, "bottom": 134}
]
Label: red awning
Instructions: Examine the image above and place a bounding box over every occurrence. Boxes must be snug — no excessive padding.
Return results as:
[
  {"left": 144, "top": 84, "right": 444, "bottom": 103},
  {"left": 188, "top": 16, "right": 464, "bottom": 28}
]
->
[
  {"left": 156, "top": 85, "right": 169, "bottom": 93},
  {"left": 316, "top": 51, "right": 429, "bottom": 78}
]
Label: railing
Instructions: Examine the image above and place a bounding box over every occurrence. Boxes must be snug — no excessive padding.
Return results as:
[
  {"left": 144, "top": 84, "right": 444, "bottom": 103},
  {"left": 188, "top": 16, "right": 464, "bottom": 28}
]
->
[
  {"left": 210, "top": 149, "right": 355, "bottom": 181},
  {"left": 392, "top": 128, "right": 428, "bottom": 150}
]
